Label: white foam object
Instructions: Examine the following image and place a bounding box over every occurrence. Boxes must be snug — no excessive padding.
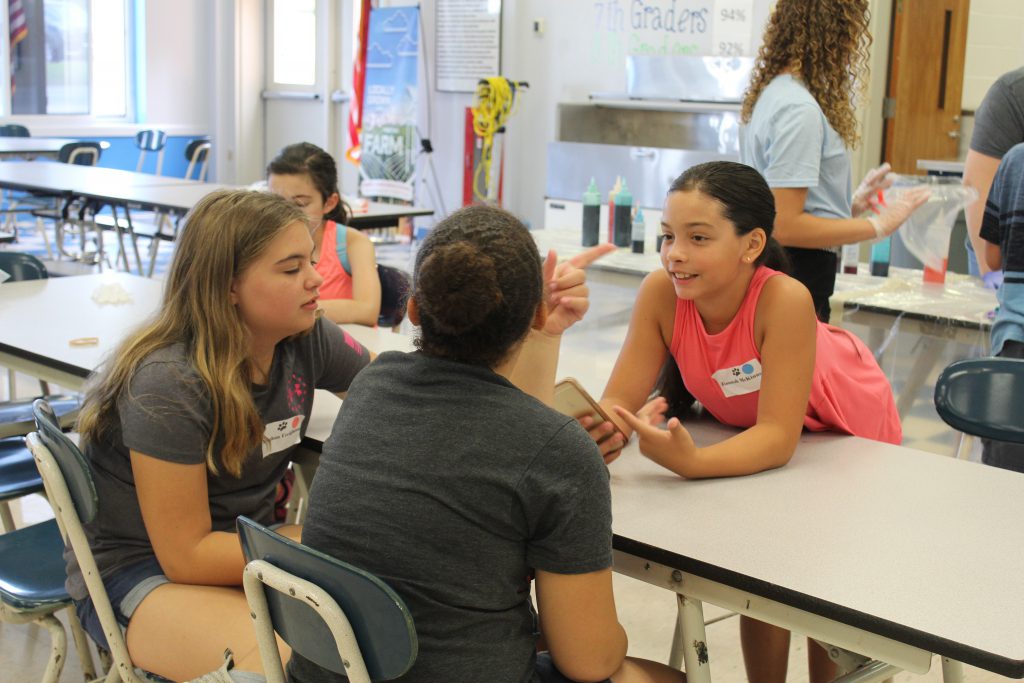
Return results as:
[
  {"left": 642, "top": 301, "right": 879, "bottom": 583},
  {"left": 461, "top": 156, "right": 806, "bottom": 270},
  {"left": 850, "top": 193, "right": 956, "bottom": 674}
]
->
[{"left": 90, "top": 282, "right": 134, "bottom": 305}]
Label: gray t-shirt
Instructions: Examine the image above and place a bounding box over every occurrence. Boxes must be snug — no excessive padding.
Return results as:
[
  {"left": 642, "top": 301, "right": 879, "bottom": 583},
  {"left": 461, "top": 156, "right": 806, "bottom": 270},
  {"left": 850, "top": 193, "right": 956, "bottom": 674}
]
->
[
  {"left": 971, "top": 67, "right": 1024, "bottom": 159},
  {"left": 291, "top": 351, "right": 612, "bottom": 683},
  {"left": 66, "top": 318, "right": 370, "bottom": 600},
  {"left": 740, "top": 74, "right": 853, "bottom": 223}
]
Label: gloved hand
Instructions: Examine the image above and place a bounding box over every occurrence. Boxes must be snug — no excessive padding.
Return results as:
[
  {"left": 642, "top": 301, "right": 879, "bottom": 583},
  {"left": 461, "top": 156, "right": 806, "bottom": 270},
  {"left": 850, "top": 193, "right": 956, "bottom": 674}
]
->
[
  {"left": 866, "top": 186, "right": 932, "bottom": 238},
  {"left": 852, "top": 162, "right": 894, "bottom": 216},
  {"left": 982, "top": 270, "right": 1004, "bottom": 290}
]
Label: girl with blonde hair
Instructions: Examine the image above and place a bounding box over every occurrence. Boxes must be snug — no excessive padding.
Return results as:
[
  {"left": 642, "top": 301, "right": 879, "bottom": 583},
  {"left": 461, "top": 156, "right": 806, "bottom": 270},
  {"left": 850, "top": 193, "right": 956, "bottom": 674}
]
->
[
  {"left": 740, "top": 0, "right": 928, "bottom": 321},
  {"left": 72, "top": 189, "right": 372, "bottom": 679}
]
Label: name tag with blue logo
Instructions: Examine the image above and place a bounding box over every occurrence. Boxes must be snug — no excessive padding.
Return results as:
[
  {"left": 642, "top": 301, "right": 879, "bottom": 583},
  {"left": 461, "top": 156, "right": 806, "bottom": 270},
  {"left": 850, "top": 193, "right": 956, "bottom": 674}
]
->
[{"left": 711, "top": 359, "right": 763, "bottom": 397}]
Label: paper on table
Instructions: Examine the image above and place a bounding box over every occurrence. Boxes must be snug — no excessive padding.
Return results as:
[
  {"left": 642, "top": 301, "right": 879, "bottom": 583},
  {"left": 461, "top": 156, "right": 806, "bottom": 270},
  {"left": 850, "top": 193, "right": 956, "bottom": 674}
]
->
[
  {"left": 0, "top": 268, "right": 9, "bottom": 285},
  {"left": 91, "top": 283, "right": 134, "bottom": 305}
]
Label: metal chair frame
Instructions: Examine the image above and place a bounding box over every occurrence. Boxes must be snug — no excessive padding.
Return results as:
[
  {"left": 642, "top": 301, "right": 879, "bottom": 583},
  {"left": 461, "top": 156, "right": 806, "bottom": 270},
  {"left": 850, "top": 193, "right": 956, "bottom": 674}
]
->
[{"left": 238, "top": 516, "right": 417, "bottom": 683}]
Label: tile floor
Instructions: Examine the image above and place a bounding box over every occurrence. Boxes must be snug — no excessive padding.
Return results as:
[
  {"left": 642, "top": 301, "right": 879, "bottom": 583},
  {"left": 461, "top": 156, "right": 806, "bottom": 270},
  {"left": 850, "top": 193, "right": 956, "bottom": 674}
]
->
[{"left": 0, "top": 242, "right": 1011, "bottom": 682}]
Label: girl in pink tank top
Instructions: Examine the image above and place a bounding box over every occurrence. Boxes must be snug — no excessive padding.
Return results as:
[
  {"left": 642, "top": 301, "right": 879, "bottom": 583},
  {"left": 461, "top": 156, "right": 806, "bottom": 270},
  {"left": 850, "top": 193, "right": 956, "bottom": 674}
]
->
[
  {"left": 268, "top": 142, "right": 381, "bottom": 326},
  {"left": 587, "top": 159, "right": 902, "bottom": 683},
  {"left": 589, "top": 161, "right": 901, "bottom": 480}
]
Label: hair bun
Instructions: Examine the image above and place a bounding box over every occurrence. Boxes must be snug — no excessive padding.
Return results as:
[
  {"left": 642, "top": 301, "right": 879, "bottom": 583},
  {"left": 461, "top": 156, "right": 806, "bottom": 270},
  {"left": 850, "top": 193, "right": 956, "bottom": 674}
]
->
[{"left": 417, "top": 242, "right": 503, "bottom": 335}]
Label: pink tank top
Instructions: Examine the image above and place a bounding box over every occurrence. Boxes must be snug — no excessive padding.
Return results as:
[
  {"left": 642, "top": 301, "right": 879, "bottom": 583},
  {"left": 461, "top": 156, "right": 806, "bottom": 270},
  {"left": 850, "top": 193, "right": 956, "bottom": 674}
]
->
[
  {"left": 316, "top": 220, "right": 354, "bottom": 300},
  {"left": 669, "top": 267, "right": 902, "bottom": 444}
]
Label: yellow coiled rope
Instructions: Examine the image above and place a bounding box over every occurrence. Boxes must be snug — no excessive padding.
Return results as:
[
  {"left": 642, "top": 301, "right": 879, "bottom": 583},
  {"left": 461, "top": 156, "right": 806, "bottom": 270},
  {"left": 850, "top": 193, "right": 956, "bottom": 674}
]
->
[{"left": 472, "top": 77, "right": 525, "bottom": 203}]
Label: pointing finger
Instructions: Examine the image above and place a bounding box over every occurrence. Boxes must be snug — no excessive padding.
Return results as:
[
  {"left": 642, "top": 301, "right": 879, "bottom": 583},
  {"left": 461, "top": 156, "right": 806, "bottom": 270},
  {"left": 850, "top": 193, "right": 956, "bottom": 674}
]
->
[{"left": 568, "top": 243, "right": 616, "bottom": 269}]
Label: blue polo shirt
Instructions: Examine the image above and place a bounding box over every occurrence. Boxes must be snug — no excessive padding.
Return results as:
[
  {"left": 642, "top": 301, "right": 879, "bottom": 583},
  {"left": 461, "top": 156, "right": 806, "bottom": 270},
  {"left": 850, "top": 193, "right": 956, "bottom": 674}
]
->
[{"left": 740, "top": 74, "right": 852, "bottom": 224}]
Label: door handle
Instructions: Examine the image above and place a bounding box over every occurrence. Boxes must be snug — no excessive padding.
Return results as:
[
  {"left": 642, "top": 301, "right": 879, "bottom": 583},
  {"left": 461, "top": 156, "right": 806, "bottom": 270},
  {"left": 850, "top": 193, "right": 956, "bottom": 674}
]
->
[
  {"left": 947, "top": 131, "right": 961, "bottom": 139},
  {"left": 261, "top": 90, "right": 321, "bottom": 101}
]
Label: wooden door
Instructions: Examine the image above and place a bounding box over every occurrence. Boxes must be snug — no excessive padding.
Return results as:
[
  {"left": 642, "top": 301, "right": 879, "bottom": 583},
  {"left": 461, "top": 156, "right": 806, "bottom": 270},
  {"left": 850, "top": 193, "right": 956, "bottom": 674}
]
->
[{"left": 883, "top": 0, "right": 970, "bottom": 174}]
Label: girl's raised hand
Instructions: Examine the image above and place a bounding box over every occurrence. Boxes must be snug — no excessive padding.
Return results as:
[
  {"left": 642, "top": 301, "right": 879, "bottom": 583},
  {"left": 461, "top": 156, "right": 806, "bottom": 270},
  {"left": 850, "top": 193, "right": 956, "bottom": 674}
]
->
[
  {"left": 541, "top": 244, "right": 616, "bottom": 336},
  {"left": 613, "top": 405, "right": 697, "bottom": 476}
]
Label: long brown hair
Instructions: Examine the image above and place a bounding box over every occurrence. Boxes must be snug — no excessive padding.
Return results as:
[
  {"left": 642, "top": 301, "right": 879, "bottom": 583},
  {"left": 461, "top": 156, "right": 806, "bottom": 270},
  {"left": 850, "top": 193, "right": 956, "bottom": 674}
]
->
[
  {"left": 77, "top": 190, "right": 307, "bottom": 476},
  {"left": 741, "top": 0, "right": 871, "bottom": 148}
]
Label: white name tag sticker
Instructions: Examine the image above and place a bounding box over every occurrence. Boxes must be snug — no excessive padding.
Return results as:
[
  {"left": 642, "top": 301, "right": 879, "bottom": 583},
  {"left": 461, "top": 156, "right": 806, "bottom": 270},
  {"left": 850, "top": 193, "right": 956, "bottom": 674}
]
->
[
  {"left": 711, "top": 359, "right": 763, "bottom": 397},
  {"left": 262, "top": 415, "right": 305, "bottom": 458}
]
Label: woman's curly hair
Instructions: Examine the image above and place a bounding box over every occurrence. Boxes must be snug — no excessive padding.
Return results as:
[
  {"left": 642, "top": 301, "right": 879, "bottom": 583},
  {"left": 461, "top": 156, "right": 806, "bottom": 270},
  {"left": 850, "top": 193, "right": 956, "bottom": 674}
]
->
[{"left": 741, "top": 0, "right": 871, "bottom": 148}]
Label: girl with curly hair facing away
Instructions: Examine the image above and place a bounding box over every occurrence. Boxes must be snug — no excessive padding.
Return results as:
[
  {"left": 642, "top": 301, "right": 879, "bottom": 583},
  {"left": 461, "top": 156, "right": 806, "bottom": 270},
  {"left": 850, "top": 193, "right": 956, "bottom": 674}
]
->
[
  {"left": 295, "top": 205, "right": 684, "bottom": 683},
  {"left": 588, "top": 162, "right": 901, "bottom": 683},
  {"left": 740, "top": 0, "right": 928, "bottom": 321},
  {"left": 268, "top": 142, "right": 382, "bottom": 326}
]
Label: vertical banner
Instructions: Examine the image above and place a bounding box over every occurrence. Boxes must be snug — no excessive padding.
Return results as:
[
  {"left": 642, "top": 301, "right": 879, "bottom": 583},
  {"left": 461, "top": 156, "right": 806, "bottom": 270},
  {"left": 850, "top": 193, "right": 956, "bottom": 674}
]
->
[
  {"left": 346, "top": 0, "right": 372, "bottom": 164},
  {"left": 359, "top": 6, "right": 420, "bottom": 201}
]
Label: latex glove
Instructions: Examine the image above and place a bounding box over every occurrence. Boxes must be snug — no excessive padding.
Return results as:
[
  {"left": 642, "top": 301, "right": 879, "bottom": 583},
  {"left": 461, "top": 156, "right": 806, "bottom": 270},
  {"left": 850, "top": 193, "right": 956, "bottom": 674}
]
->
[
  {"left": 982, "top": 270, "right": 1004, "bottom": 290},
  {"left": 852, "top": 162, "right": 894, "bottom": 216},
  {"left": 866, "top": 186, "right": 932, "bottom": 238}
]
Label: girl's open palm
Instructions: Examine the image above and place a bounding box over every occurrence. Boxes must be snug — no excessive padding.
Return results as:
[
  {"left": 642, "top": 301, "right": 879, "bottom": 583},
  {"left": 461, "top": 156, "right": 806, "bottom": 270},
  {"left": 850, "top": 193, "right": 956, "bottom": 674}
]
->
[{"left": 613, "top": 406, "right": 698, "bottom": 476}]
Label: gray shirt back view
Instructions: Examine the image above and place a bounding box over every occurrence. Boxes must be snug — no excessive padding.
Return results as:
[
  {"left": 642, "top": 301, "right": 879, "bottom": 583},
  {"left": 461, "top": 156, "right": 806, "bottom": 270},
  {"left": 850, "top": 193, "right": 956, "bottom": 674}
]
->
[
  {"left": 292, "top": 351, "right": 612, "bottom": 683},
  {"left": 971, "top": 66, "right": 1024, "bottom": 159}
]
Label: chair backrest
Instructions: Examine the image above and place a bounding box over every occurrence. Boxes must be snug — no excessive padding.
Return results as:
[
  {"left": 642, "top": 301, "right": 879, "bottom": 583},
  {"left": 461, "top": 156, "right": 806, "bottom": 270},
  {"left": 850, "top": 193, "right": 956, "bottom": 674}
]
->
[
  {"left": 29, "top": 400, "right": 144, "bottom": 683},
  {"left": 184, "top": 137, "right": 211, "bottom": 181},
  {"left": 0, "top": 252, "right": 48, "bottom": 281},
  {"left": 58, "top": 141, "right": 102, "bottom": 166},
  {"left": 934, "top": 358, "right": 1024, "bottom": 444},
  {"left": 134, "top": 129, "right": 168, "bottom": 175},
  {"left": 0, "top": 124, "right": 30, "bottom": 137},
  {"left": 237, "top": 516, "right": 417, "bottom": 683},
  {"left": 377, "top": 265, "right": 411, "bottom": 328}
]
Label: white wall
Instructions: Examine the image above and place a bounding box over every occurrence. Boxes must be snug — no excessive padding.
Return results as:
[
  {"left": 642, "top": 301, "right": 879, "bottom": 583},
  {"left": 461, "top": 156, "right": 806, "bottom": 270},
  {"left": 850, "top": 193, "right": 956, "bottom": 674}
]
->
[
  {"left": 961, "top": 0, "right": 1024, "bottom": 111},
  {"left": 143, "top": 0, "right": 211, "bottom": 133}
]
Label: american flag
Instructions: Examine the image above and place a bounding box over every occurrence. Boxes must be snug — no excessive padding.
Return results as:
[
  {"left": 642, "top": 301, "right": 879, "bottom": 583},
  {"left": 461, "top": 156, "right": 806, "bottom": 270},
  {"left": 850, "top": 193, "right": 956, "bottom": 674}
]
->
[
  {"left": 9, "top": 0, "right": 28, "bottom": 93},
  {"left": 9, "top": 0, "right": 27, "bottom": 46}
]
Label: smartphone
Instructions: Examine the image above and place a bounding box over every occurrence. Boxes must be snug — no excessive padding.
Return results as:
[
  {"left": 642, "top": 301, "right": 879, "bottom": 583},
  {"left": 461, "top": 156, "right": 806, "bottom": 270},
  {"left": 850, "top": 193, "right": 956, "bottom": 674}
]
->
[{"left": 553, "top": 378, "right": 622, "bottom": 437}]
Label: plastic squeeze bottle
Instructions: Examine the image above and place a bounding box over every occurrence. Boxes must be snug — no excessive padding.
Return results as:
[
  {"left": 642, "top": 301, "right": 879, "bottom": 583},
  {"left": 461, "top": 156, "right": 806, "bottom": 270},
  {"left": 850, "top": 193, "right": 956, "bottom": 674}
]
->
[
  {"left": 607, "top": 176, "right": 621, "bottom": 243},
  {"left": 582, "top": 178, "right": 601, "bottom": 247},
  {"left": 613, "top": 180, "right": 633, "bottom": 248},
  {"left": 631, "top": 207, "right": 645, "bottom": 254}
]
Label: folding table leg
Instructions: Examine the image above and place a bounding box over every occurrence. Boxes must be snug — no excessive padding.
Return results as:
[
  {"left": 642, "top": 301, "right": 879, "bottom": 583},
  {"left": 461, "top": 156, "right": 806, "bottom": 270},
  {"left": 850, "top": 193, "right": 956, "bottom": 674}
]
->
[
  {"left": 941, "top": 657, "right": 964, "bottom": 683},
  {"left": 670, "top": 592, "right": 711, "bottom": 683}
]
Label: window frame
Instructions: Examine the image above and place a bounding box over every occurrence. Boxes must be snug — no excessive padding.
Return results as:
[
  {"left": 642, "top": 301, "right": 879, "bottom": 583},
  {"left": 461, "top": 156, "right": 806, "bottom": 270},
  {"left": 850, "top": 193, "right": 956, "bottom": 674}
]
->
[{"left": 0, "top": 0, "right": 137, "bottom": 125}]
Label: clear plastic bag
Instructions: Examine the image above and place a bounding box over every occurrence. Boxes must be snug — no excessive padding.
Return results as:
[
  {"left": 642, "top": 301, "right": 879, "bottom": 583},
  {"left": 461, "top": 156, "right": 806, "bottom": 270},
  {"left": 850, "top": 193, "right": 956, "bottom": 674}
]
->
[{"left": 884, "top": 174, "right": 978, "bottom": 275}]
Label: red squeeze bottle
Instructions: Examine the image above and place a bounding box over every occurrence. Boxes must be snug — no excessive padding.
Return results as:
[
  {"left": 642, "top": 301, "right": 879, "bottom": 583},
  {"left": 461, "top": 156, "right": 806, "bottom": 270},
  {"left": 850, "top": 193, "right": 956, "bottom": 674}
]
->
[{"left": 607, "top": 176, "right": 621, "bottom": 243}]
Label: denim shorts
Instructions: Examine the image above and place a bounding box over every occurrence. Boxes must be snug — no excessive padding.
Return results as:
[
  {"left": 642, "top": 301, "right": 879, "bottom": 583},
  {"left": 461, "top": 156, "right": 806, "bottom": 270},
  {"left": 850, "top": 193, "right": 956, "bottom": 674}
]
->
[
  {"left": 535, "top": 652, "right": 611, "bottom": 683},
  {"left": 74, "top": 556, "right": 170, "bottom": 652}
]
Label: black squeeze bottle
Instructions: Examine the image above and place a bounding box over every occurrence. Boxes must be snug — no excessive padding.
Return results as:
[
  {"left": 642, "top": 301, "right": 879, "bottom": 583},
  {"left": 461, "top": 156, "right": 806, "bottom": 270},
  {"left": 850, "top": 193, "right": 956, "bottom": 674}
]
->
[
  {"left": 582, "top": 178, "right": 600, "bottom": 247},
  {"left": 612, "top": 180, "right": 633, "bottom": 248}
]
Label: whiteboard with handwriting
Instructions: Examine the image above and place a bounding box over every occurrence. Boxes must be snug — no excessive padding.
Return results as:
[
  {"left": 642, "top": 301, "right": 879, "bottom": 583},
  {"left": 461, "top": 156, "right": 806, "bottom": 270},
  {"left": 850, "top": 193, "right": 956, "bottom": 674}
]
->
[{"left": 583, "top": 0, "right": 770, "bottom": 69}]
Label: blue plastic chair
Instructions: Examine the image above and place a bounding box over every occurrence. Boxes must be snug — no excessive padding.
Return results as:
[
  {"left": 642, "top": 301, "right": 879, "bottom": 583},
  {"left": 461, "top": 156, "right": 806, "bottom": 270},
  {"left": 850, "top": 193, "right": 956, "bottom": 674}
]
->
[
  {"left": 58, "top": 141, "right": 103, "bottom": 166},
  {"left": 934, "top": 357, "right": 1024, "bottom": 446},
  {"left": 0, "top": 517, "right": 96, "bottom": 682},
  {"left": 134, "top": 129, "right": 168, "bottom": 176},
  {"left": 0, "top": 124, "right": 30, "bottom": 137},
  {"left": 0, "top": 254, "right": 79, "bottom": 533},
  {"left": 184, "top": 137, "right": 211, "bottom": 181},
  {"left": 237, "top": 515, "right": 417, "bottom": 683},
  {"left": 31, "top": 399, "right": 247, "bottom": 683}
]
